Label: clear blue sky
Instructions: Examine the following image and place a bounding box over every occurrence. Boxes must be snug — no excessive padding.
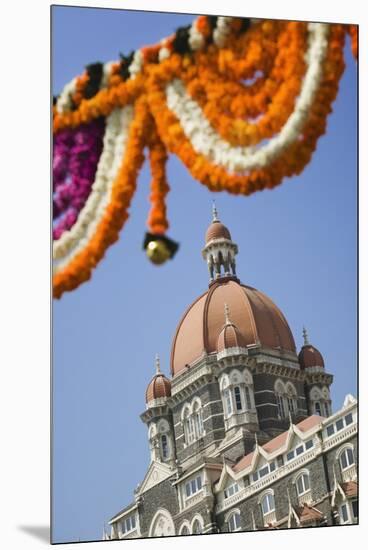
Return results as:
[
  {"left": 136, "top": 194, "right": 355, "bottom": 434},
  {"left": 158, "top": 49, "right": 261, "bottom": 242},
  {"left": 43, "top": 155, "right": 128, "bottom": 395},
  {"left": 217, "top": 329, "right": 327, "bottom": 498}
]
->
[{"left": 52, "top": 6, "right": 357, "bottom": 543}]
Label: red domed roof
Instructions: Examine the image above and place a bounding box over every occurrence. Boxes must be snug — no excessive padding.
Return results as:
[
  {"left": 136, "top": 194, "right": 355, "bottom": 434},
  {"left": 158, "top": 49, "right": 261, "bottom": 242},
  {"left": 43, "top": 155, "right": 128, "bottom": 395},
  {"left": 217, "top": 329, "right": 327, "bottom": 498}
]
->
[
  {"left": 298, "top": 345, "right": 324, "bottom": 369},
  {"left": 217, "top": 321, "right": 246, "bottom": 352},
  {"left": 205, "top": 221, "right": 231, "bottom": 243},
  {"left": 145, "top": 373, "right": 171, "bottom": 403},
  {"left": 170, "top": 279, "right": 296, "bottom": 376}
]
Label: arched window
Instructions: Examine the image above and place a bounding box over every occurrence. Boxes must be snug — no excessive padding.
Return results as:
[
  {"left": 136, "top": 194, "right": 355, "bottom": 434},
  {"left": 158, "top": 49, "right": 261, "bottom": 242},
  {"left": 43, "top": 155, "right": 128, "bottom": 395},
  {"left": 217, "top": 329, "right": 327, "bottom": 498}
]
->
[
  {"left": 148, "top": 509, "right": 175, "bottom": 537},
  {"left": 261, "top": 492, "right": 275, "bottom": 515},
  {"left": 234, "top": 386, "right": 243, "bottom": 411},
  {"left": 161, "top": 434, "right": 169, "bottom": 460},
  {"left": 315, "top": 401, "right": 322, "bottom": 416},
  {"left": 244, "top": 386, "right": 252, "bottom": 410},
  {"left": 179, "top": 523, "right": 190, "bottom": 536},
  {"left": 340, "top": 447, "right": 355, "bottom": 471},
  {"left": 296, "top": 472, "right": 310, "bottom": 496},
  {"left": 192, "top": 519, "right": 202, "bottom": 534},
  {"left": 182, "top": 400, "right": 205, "bottom": 445},
  {"left": 221, "top": 370, "right": 255, "bottom": 422},
  {"left": 193, "top": 401, "right": 204, "bottom": 438},
  {"left": 277, "top": 393, "right": 286, "bottom": 418},
  {"left": 323, "top": 401, "right": 330, "bottom": 417},
  {"left": 224, "top": 388, "right": 233, "bottom": 416},
  {"left": 287, "top": 397, "right": 296, "bottom": 414},
  {"left": 183, "top": 407, "right": 195, "bottom": 445},
  {"left": 228, "top": 511, "right": 241, "bottom": 532}
]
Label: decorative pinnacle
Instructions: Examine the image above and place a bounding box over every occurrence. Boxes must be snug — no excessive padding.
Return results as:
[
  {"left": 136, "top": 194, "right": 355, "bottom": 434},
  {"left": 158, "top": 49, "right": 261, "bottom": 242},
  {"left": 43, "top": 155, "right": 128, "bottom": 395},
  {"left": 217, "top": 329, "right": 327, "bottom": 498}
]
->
[
  {"left": 212, "top": 200, "right": 219, "bottom": 222},
  {"left": 155, "top": 353, "right": 161, "bottom": 374},
  {"left": 289, "top": 410, "right": 293, "bottom": 426},
  {"left": 254, "top": 432, "right": 258, "bottom": 447},
  {"left": 302, "top": 326, "right": 309, "bottom": 346},
  {"left": 224, "top": 303, "right": 231, "bottom": 325}
]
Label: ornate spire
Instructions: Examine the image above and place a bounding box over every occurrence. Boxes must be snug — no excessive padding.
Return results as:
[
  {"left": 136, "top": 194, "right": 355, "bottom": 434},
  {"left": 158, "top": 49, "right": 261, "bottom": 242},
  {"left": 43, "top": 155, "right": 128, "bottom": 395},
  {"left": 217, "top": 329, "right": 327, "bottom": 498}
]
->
[
  {"left": 202, "top": 207, "right": 238, "bottom": 284},
  {"left": 212, "top": 200, "right": 219, "bottom": 222},
  {"left": 155, "top": 353, "right": 161, "bottom": 374},
  {"left": 302, "top": 326, "right": 309, "bottom": 346}
]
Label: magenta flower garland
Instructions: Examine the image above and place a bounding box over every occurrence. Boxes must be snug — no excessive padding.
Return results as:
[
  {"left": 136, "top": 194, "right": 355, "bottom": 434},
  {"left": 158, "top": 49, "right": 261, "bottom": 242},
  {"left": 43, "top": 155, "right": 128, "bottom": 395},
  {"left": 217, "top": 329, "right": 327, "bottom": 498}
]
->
[{"left": 53, "top": 118, "right": 105, "bottom": 240}]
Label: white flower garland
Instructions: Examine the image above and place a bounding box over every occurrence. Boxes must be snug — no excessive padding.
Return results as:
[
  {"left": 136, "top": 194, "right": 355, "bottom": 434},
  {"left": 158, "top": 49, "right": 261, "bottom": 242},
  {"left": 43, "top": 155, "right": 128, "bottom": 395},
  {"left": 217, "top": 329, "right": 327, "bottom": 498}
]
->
[
  {"left": 100, "top": 61, "right": 115, "bottom": 89},
  {"left": 54, "top": 16, "right": 257, "bottom": 111},
  {"left": 213, "top": 17, "right": 234, "bottom": 48},
  {"left": 53, "top": 105, "right": 134, "bottom": 272},
  {"left": 188, "top": 19, "right": 205, "bottom": 51},
  {"left": 165, "top": 23, "right": 329, "bottom": 172},
  {"left": 56, "top": 77, "right": 77, "bottom": 114},
  {"left": 128, "top": 49, "right": 144, "bottom": 79},
  {"left": 158, "top": 39, "right": 171, "bottom": 62}
]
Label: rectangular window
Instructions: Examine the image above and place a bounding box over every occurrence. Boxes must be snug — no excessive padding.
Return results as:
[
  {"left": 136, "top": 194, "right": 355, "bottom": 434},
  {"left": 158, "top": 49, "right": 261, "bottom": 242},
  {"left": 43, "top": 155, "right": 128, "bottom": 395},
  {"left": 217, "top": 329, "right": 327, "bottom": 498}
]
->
[
  {"left": 297, "top": 476, "right": 305, "bottom": 495},
  {"left": 305, "top": 439, "right": 314, "bottom": 450},
  {"left": 296, "top": 445, "right": 304, "bottom": 456},
  {"left": 225, "top": 482, "right": 239, "bottom": 499},
  {"left": 259, "top": 466, "right": 269, "bottom": 478},
  {"left": 234, "top": 387, "right": 243, "bottom": 411},
  {"left": 196, "top": 475, "right": 202, "bottom": 490},
  {"left": 252, "top": 472, "right": 259, "bottom": 483},
  {"left": 245, "top": 386, "right": 252, "bottom": 410},
  {"left": 286, "top": 450, "right": 295, "bottom": 461},
  {"left": 185, "top": 475, "right": 202, "bottom": 499},
  {"left": 270, "top": 461, "right": 276, "bottom": 472},
  {"left": 345, "top": 413, "right": 353, "bottom": 426},
  {"left": 326, "top": 424, "right": 335, "bottom": 437},
  {"left": 340, "top": 504, "right": 349, "bottom": 523},
  {"left": 336, "top": 418, "right": 344, "bottom": 431},
  {"left": 352, "top": 500, "right": 358, "bottom": 519},
  {"left": 225, "top": 389, "right": 233, "bottom": 416},
  {"left": 121, "top": 515, "right": 136, "bottom": 534}
]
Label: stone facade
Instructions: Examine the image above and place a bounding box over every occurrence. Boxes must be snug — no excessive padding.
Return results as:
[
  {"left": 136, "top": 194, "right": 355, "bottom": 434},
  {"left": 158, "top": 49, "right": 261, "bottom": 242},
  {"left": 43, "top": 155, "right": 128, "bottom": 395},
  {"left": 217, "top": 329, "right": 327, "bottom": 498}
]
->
[{"left": 106, "top": 214, "right": 358, "bottom": 540}]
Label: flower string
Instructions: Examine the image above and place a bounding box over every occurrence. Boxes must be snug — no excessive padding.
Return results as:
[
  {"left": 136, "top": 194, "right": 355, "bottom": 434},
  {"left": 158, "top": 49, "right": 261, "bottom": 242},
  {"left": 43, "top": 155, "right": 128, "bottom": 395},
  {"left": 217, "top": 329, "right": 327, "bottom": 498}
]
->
[
  {"left": 146, "top": 117, "right": 170, "bottom": 234},
  {"left": 52, "top": 17, "right": 353, "bottom": 298},
  {"left": 53, "top": 97, "right": 149, "bottom": 298}
]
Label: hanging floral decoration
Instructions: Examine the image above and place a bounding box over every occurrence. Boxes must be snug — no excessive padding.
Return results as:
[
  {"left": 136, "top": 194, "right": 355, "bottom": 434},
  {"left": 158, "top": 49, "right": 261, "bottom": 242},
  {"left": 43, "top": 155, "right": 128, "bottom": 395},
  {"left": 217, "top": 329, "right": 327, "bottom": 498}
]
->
[
  {"left": 348, "top": 25, "right": 358, "bottom": 59},
  {"left": 53, "top": 16, "right": 356, "bottom": 298}
]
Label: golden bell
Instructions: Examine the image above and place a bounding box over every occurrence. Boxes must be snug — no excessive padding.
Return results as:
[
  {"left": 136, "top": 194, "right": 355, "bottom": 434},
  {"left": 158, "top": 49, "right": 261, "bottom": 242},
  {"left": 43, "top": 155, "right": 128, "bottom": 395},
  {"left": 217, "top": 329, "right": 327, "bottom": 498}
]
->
[{"left": 146, "top": 239, "right": 171, "bottom": 265}]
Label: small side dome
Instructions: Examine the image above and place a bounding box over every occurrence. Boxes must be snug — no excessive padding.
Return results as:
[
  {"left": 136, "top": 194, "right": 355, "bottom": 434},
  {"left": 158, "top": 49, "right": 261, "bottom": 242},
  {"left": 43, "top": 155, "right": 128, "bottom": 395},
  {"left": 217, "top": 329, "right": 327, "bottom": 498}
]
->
[
  {"left": 145, "top": 374, "right": 171, "bottom": 403},
  {"left": 298, "top": 328, "right": 324, "bottom": 369},
  {"left": 205, "top": 221, "right": 231, "bottom": 244},
  {"left": 145, "top": 354, "right": 171, "bottom": 404},
  {"left": 298, "top": 345, "right": 325, "bottom": 369},
  {"left": 205, "top": 202, "right": 232, "bottom": 243},
  {"left": 217, "top": 303, "right": 246, "bottom": 352},
  {"left": 217, "top": 323, "right": 246, "bottom": 352}
]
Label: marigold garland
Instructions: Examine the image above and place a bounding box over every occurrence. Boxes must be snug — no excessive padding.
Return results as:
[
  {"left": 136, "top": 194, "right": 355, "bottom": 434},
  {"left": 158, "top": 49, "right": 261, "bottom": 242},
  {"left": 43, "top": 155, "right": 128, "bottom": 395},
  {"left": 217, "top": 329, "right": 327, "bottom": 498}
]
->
[
  {"left": 53, "top": 97, "right": 149, "bottom": 298},
  {"left": 349, "top": 24, "right": 358, "bottom": 59},
  {"left": 146, "top": 119, "right": 170, "bottom": 234},
  {"left": 53, "top": 16, "right": 355, "bottom": 298}
]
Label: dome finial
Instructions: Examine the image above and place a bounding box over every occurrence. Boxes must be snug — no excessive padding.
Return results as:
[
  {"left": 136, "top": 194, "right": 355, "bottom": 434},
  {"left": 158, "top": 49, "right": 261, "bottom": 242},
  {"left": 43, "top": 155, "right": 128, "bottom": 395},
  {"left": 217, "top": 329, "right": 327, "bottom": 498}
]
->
[
  {"left": 224, "top": 303, "right": 231, "bottom": 325},
  {"left": 302, "top": 326, "right": 309, "bottom": 346},
  {"left": 212, "top": 200, "right": 219, "bottom": 222},
  {"left": 155, "top": 353, "right": 161, "bottom": 374}
]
